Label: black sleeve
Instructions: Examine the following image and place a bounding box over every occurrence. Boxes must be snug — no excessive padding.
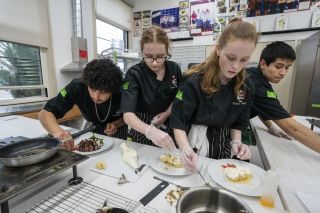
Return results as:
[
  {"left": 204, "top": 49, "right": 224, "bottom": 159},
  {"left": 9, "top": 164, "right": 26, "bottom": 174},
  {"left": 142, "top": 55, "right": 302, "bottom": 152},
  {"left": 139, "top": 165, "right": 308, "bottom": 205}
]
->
[
  {"left": 121, "top": 68, "right": 139, "bottom": 113},
  {"left": 43, "top": 82, "right": 76, "bottom": 119},
  {"left": 252, "top": 87, "right": 291, "bottom": 121},
  {"left": 170, "top": 77, "right": 199, "bottom": 131},
  {"left": 231, "top": 80, "right": 255, "bottom": 131}
]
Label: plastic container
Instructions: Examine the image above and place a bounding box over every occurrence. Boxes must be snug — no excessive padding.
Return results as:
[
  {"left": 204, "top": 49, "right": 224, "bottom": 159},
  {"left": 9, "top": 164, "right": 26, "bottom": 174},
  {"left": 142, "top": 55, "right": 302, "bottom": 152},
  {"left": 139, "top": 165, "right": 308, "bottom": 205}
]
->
[
  {"left": 259, "top": 170, "right": 278, "bottom": 208},
  {"left": 111, "top": 39, "right": 124, "bottom": 50}
]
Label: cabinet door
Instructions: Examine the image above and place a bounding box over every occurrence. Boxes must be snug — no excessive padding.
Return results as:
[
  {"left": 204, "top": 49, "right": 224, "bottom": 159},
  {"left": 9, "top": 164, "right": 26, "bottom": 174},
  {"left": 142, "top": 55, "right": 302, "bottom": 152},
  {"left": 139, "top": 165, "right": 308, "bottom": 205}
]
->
[{"left": 306, "top": 45, "right": 320, "bottom": 117}]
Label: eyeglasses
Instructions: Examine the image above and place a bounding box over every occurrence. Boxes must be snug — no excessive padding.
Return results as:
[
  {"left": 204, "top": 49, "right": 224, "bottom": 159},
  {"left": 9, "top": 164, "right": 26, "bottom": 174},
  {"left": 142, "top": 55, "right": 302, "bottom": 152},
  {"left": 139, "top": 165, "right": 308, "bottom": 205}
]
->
[{"left": 143, "top": 56, "right": 170, "bottom": 63}]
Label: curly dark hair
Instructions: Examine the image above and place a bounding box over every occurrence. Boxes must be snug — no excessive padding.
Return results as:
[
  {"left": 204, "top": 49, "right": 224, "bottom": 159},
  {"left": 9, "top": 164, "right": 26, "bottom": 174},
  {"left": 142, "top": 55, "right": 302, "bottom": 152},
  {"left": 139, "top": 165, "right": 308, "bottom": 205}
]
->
[{"left": 82, "top": 58, "right": 123, "bottom": 93}]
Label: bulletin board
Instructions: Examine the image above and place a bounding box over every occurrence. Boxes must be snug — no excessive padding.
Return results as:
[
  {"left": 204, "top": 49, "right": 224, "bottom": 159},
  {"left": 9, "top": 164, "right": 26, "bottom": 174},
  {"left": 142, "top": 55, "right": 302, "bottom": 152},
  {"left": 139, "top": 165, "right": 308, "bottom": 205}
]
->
[{"left": 132, "top": 0, "right": 320, "bottom": 38}]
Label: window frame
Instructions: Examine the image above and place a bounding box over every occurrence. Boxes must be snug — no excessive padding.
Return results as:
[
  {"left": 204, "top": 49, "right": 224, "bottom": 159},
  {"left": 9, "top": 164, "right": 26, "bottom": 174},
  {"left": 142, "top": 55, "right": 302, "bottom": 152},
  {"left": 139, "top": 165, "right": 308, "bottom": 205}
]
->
[
  {"left": 96, "top": 18, "right": 128, "bottom": 56},
  {"left": 0, "top": 44, "right": 50, "bottom": 106}
]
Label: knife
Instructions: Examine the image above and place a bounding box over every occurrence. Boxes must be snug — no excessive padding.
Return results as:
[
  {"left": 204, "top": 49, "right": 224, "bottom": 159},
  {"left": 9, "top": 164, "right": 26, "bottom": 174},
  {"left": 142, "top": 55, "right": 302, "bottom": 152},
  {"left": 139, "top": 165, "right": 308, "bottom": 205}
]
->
[{"left": 131, "top": 181, "right": 169, "bottom": 212}]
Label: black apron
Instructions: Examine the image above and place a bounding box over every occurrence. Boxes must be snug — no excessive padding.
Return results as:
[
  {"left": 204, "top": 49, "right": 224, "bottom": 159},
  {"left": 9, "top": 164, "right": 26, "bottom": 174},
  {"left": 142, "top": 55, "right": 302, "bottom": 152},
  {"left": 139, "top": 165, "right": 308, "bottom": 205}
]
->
[
  {"left": 206, "top": 126, "right": 232, "bottom": 159},
  {"left": 95, "top": 123, "right": 128, "bottom": 140}
]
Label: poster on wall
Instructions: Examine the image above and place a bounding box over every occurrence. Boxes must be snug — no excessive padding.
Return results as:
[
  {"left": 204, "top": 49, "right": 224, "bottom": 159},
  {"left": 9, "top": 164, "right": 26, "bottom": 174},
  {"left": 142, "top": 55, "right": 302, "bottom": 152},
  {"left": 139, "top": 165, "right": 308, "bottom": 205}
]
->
[
  {"left": 311, "top": 7, "right": 320, "bottom": 27},
  {"left": 151, "top": 10, "right": 161, "bottom": 26},
  {"left": 151, "top": 7, "right": 180, "bottom": 32},
  {"left": 190, "top": 0, "right": 215, "bottom": 36},
  {"left": 142, "top": 10, "right": 152, "bottom": 30},
  {"left": 179, "top": 0, "right": 190, "bottom": 31},
  {"left": 275, "top": 14, "right": 288, "bottom": 30},
  {"left": 298, "top": 0, "right": 311, "bottom": 10},
  {"left": 133, "top": 10, "right": 151, "bottom": 37},
  {"left": 246, "top": 0, "right": 301, "bottom": 17},
  {"left": 133, "top": 11, "right": 142, "bottom": 37}
]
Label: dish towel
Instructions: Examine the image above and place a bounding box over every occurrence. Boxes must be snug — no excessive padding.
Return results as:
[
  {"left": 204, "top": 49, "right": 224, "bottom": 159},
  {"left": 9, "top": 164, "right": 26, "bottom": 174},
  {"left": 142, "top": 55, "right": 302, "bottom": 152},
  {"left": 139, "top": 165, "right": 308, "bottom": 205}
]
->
[{"left": 188, "top": 125, "right": 209, "bottom": 157}]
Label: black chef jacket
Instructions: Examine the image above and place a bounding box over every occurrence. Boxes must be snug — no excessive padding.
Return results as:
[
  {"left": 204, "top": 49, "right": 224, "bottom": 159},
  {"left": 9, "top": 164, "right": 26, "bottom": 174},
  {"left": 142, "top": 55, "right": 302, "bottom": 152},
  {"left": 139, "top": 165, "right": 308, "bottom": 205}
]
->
[
  {"left": 121, "top": 61, "right": 182, "bottom": 115},
  {"left": 44, "top": 78, "right": 124, "bottom": 136},
  {"left": 170, "top": 73, "right": 255, "bottom": 132},
  {"left": 246, "top": 67, "right": 290, "bottom": 120}
]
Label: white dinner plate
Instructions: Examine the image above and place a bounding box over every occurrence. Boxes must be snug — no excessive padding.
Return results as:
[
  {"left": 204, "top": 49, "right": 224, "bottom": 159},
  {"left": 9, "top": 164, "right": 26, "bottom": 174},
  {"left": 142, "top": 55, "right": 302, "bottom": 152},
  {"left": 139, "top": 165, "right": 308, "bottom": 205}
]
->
[
  {"left": 207, "top": 159, "right": 266, "bottom": 196},
  {"left": 148, "top": 150, "right": 192, "bottom": 176},
  {"left": 73, "top": 132, "right": 113, "bottom": 155}
]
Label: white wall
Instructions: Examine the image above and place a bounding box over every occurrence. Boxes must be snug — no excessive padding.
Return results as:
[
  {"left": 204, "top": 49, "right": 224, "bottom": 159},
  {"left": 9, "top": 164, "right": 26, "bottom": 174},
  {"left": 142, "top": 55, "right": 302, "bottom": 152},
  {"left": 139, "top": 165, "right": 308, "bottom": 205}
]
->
[
  {"left": 47, "top": 0, "right": 96, "bottom": 92},
  {"left": 132, "top": 0, "right": 318, "bottom": 48}
]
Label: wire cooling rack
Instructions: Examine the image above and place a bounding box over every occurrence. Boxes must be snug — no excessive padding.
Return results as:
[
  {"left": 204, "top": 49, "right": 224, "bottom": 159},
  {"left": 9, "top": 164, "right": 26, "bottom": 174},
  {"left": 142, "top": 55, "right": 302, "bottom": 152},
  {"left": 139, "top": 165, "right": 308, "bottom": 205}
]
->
[{"left": 25, "top": 181, "right": 157, "bottom": 213}]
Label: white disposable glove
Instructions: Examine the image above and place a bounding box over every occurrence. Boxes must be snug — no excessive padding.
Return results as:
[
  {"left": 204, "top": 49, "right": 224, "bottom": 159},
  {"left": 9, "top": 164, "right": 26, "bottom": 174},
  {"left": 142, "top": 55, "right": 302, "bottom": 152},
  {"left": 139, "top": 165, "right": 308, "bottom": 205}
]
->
[
  {"left": 231, "top": 140, "right": 251, "bottom": 160},
  {"left": 181, "top": 146, "right": 198, "bottom": 172},
  {"left": 268, "top": 124, "right": 291, "bottom": 140},
  {"left": 145, "top": 124, "right": 175, "bottom": 150}
]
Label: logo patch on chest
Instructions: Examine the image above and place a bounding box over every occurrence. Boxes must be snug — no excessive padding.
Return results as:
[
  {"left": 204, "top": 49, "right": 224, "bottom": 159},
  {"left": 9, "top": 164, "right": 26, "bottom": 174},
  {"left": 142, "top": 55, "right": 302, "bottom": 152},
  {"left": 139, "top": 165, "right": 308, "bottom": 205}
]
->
[
  {"left": 171, "top": 75, "right": 178, "bottom": 88},
  {"left": 232, "top": 89, "right": 247, "bottom": 105}
]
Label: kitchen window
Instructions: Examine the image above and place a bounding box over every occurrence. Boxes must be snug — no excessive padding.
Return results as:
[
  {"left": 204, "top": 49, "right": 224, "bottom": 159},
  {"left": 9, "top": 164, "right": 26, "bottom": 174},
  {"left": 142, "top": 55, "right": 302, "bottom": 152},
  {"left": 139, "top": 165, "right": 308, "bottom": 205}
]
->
[
  {"left": 96, "top": 19, "right": 128, "bottom": 71},
  {"left": 0, "top": 40, "right": 48, "bottom": 105}
]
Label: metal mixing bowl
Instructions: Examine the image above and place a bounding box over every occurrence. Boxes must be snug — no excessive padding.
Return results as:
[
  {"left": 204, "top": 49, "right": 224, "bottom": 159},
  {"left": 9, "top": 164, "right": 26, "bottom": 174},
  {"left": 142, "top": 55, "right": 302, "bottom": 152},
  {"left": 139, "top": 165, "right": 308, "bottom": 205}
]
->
[{"left": 176, "top": 186, "right": 253, "bottom": 213}]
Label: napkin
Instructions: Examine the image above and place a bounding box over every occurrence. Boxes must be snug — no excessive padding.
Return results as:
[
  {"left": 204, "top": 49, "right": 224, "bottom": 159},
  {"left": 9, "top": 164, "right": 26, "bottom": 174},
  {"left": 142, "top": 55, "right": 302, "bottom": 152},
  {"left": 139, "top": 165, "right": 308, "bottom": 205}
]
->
[{"left": 295, "top": 191, "right": 320, "bottom": 213}]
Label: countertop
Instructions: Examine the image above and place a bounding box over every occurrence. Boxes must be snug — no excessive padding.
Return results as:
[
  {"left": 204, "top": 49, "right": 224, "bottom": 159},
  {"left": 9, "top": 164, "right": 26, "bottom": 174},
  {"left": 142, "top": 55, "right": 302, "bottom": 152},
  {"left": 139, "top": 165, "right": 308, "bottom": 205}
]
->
[
  {"left": 0, "top": 116, "right": 286, "bottom": 213},
  {"left": 250, "top": 116, "right": 320, "bottom": 213}
]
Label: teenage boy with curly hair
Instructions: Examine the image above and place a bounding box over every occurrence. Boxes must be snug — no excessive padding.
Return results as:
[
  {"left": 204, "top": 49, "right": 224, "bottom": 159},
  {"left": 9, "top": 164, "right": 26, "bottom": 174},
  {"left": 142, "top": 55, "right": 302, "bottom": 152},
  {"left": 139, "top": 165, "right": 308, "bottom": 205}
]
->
[{"left": 39, "top": 58, "right": 126, "bottom": 150}]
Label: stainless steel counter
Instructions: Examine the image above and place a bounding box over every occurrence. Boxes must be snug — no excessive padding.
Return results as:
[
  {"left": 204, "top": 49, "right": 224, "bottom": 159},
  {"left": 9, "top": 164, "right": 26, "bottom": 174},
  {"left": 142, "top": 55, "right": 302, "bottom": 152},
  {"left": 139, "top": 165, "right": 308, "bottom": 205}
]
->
[{"left": 0, "top": 102, "right": 46, "bottom": 117}]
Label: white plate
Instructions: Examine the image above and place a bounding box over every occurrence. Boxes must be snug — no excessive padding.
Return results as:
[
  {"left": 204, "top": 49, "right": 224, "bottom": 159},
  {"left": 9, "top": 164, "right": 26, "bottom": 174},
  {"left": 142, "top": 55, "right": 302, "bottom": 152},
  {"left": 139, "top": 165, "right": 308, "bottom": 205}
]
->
[
  {"left": 207, "top": 159, "right": 266, "bottom": 196},
  {"left": 148, "top": 150, "right": 192, "bottom": 176},
  {"left": 73, "top": 132, "right": 113, "bottom": 155}
]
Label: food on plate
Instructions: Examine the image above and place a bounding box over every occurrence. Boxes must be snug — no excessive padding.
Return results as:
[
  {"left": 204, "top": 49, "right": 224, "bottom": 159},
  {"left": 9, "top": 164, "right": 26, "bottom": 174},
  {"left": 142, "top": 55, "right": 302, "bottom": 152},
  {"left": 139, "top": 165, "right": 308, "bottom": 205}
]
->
[
  {"left": 95, "top": 161, "right": 106, "bottom": 170},
  {"left": 120, "top": 143, "right": 139, "bottom": 170},
  {"left": 165, "top": 188, "right": 185, "bottom": 206},
  {"left": 160, "top": 153, "right": 183, "bottom": 168},
  {"left": 222, "top": 163, "right": 252, "bottom": 182},
  {"left": 77, "top": 134, "right": 103, "bottom": 152}
]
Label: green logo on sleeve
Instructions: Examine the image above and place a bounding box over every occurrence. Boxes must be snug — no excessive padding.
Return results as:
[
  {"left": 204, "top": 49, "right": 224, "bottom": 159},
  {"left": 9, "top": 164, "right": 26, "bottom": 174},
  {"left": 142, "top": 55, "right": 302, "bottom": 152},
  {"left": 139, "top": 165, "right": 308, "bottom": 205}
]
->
[
  {"left": 312, "top": 104, "right": 320, "bottom": 108},
  {"left": 123, "top": 82, "right": 129, "bottom": 90},
  {"left": 266, "top": 90, "right": 277, "bottom": 99},
  {"left": 60, "top": 88, "right": 67, "bottom": 98},
  {"left": 176, "top": 90, "right": 183, "bottom": 100}
]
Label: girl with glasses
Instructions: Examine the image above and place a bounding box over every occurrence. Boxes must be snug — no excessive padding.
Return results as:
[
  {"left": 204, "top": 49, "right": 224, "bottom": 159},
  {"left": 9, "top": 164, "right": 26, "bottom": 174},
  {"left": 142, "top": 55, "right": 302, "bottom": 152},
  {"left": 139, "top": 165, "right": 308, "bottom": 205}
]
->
[{"left": 121, "top": 26, "right": 182, "bottom": 150}]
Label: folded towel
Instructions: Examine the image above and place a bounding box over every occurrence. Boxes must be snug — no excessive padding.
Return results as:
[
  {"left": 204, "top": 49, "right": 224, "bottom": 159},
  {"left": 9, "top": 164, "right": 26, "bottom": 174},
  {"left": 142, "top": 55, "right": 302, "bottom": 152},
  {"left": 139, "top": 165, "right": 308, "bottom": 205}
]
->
[{"left": 188, "top": 125, "right": 209, "bottom": 157}]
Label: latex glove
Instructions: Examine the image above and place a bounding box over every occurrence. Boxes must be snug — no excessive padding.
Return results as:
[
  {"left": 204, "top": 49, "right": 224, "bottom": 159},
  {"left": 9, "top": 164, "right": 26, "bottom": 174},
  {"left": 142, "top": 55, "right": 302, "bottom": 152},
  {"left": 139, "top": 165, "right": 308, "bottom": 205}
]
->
[
  {"left": 231, "top": 140, "right": 251, "bottom": 160},
  {"left": 152, "top": 111, "right": 169, "bottom": 125},
  {"left": 145, "top": 124, "right": 175, "bottom": 150},
  {"left": 120, "top": 143, "right": 139, "bottom": 170},
  {"left": 104, "top": 123, "right": 117, "bottom": 136},
  {"left": 181, "top": 146, "right": 198, "bottom": 172},
  {"left": 268, "top": 124, "right": 292, "bottom": 140},
  {"left": 54, "top": 131, "right": 75, "bottom": 151}
]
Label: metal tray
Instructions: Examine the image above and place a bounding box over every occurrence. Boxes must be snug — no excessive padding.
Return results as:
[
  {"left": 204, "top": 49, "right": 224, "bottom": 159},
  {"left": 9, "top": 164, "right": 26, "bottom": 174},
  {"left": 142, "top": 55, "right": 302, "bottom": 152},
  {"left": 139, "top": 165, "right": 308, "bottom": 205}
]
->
[{"left": 25, "top": 181, "right": 158, "bottom": 213}]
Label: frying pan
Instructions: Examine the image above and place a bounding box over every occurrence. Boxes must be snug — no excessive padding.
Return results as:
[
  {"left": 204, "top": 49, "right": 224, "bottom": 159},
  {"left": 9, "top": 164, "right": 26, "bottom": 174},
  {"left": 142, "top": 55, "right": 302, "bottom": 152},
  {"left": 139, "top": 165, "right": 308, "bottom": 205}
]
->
[{"left": 0, "top": 126, "right": 96, "bottom": 167}]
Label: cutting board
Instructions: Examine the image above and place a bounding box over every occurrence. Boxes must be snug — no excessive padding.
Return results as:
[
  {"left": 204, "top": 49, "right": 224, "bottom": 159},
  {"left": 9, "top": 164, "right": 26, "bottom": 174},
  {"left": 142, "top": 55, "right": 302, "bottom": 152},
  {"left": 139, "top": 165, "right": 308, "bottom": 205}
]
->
[{"left": 91, "top": 142, "right": 149, "bottom": 183}]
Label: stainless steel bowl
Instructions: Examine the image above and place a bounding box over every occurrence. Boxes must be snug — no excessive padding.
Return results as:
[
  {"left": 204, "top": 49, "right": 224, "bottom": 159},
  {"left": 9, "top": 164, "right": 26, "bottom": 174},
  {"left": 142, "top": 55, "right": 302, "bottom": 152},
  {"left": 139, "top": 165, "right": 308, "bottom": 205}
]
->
[{"left": 176, "top": 186, "right": 253, "bottom": 213}]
